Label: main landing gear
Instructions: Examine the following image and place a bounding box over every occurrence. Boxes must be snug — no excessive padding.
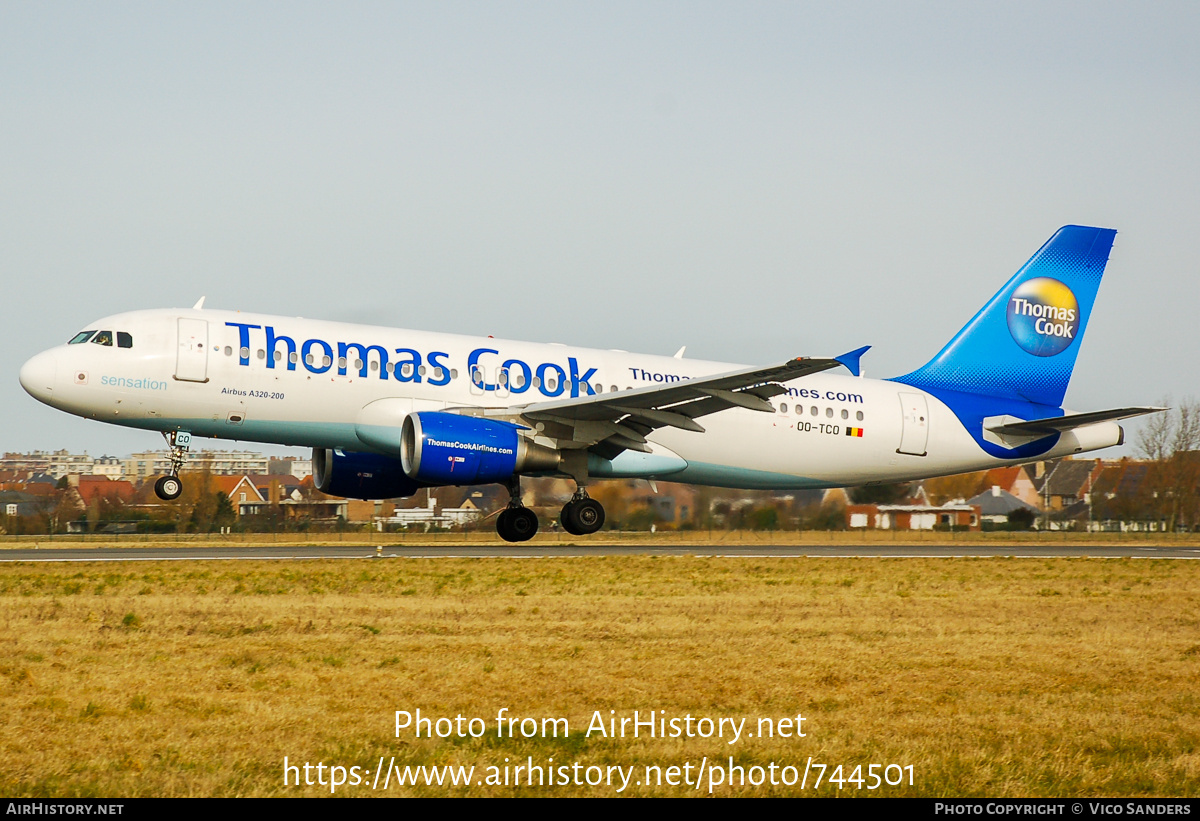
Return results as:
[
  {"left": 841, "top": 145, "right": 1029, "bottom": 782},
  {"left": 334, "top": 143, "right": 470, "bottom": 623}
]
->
[
  {"left": 494, "top": 482, "right": 608, "bottom": 543},
  {"left": 153, "top": 431, "right": 191, "bottom": 501},
  {"left": 496, "top": 477, "right": 538, "bottom": 543},
  {"left": 561, "top": 488, "right": 605, "bottom": 536}
]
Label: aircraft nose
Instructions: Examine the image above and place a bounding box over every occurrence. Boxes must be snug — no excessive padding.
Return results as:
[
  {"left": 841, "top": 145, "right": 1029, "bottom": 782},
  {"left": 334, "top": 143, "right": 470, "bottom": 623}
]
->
[{"left": 19, "top": 350, "right": 58, "bottom": 403}]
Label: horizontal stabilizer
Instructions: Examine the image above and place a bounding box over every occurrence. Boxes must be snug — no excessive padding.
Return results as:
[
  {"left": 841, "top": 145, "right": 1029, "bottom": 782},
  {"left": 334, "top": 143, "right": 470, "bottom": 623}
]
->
[{"left": 986, "top": 407, "right": 1163, "bottom": 438}]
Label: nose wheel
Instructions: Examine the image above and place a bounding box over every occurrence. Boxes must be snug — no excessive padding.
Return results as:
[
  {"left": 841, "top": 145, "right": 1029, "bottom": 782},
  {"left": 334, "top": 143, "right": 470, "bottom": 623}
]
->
[
  {"left": 561, "top": 490, "right": 605, "bottom": 536},
  {"left": 154, "top": 475, "right": 183, "bottom": 501}
]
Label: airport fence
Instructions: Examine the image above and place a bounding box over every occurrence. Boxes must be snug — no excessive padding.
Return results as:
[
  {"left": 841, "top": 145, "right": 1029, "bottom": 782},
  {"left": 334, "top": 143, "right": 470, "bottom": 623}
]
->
[{"left": 3, "top": 528, "right": 1200, "bottom": 549}]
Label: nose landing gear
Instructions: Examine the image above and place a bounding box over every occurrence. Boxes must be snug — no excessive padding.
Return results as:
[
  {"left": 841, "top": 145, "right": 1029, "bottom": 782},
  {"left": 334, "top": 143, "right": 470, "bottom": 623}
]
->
[{"left": 153, "top": 431, "right": 191, "bottom": 501}]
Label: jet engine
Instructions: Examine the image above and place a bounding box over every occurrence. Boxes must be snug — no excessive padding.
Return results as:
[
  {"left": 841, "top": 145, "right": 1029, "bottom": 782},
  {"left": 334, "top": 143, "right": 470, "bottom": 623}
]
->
[
  {"left": 312, "top": 448, "right": 423, "bottom": 500},
  {"left": 400, "top": 412, "right": 560, "bottom": 485}
]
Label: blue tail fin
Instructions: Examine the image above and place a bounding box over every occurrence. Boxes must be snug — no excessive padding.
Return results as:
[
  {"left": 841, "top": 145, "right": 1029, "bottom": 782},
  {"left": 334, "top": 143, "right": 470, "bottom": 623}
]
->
[{"left": 892, "top": 225, "right": 1116, "bottom": 407}]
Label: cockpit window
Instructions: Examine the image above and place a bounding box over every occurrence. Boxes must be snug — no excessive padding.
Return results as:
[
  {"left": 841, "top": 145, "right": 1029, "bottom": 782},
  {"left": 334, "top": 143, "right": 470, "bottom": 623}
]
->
[
  {"left": 91, "top": 331, "right": 113, "bottom": 346},
  {"left": 117, "top": 332, "right": 133, "bottom": 349},
  {"left": 69, "top": 331, "right": 96, "bottom": 345}
]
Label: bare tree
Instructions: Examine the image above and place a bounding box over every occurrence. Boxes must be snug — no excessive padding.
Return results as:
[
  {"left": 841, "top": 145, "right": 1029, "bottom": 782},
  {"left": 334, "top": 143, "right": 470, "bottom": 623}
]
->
[{"left": 1137, "top": 398, "right": 1200, "bottom": 531}]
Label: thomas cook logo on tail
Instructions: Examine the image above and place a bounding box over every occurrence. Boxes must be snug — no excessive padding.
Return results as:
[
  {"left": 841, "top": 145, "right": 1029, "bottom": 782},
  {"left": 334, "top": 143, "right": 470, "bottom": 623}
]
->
[{"left": 1006, "top": 277, "right": 1079, "bottom": 357}]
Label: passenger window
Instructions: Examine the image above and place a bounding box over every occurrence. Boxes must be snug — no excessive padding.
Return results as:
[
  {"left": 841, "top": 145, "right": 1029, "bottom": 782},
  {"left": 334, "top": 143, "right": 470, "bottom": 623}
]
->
[
  {"left": 780, "top": 403, "right": 788, "bottom": 413},
  {"left": 224, "top": 346, "right": 233, "bottom": 356},
  {"left": 810, "top": 406, "right": 818, "bottom": 416},
  {"left": 257, "top": 349, "right": 265, "bottom": 360},
  {"left": 68, "top": 331, "right": 96, "bottom": 344},
  {"left": 857, "top": 411, "right": 864, "bottom": 421},
  {"left": 91, "top": 331, "right": 113, "bottom": 346},
  {"left": 117, "top": 332, "right": 133, "bottom": 349},
  {"left": 826, "top": 407, "right": 834, "bottom": 418},
  {"left": 841, "top": 409, "right": 849, "bottom": 419}
]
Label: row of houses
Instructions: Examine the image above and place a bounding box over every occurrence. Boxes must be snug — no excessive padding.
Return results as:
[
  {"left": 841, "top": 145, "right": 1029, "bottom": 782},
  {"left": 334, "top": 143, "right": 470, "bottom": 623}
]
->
[
  {"left": 1, "top": 453, "right": 1195, "bottom": 534},
  {"left": 0, "top": 450, "right": 312, "bottom": 482},
  {"left": 847, "top": 457, "right": 1195, "bottom": 532},
  {"left": 0, "top": 467, "right": 494, "bottom": 533}
]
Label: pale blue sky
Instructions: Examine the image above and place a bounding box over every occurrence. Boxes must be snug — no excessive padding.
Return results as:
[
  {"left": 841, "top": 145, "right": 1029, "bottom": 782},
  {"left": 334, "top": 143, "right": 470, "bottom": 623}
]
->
[{"left": 4, "top": 2, "right": 1198, "bottom": 457}]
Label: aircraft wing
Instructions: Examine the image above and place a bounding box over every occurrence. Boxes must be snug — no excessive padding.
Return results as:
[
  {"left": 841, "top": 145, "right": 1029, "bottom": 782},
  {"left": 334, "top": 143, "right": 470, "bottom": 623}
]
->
[{"left": 481, "top": 347, "right": 869, "bottom": 457}]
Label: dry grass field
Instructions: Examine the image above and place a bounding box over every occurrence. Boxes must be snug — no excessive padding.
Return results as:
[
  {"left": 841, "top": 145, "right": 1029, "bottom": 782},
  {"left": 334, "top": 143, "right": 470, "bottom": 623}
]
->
[{"left": 1, "top": 555, "right": 1198, "bottom": 797}]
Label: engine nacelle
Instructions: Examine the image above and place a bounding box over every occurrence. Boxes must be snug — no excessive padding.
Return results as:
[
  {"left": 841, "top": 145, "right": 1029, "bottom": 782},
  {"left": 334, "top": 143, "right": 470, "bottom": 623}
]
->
[
  {"left": 400, "top": 411, "right": 560, "bottom": 485},
  {"left": 312, "top": 448, "right": 423, "bottom": 500}
]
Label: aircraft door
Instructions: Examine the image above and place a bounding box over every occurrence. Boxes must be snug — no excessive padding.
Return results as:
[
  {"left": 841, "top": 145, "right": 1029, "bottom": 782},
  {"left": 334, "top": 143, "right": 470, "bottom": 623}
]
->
[
  {"left": 175, "top": 318, "right": 209, "bottom": 383},
  {"left": 897, "top": 392, "right": 929, "bottom": 456}
]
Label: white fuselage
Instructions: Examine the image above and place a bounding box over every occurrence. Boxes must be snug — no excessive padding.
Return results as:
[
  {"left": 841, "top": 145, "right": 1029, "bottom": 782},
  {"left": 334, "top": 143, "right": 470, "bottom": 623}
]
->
[{"left": 20, "top": 308, "right": 1122, "bottom": 490}]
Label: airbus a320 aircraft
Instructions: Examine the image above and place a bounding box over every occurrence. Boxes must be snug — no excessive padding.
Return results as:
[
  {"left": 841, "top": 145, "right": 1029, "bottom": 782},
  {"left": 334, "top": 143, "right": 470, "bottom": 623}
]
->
[{"left": 20, "top": 226, "right": 1156, "bottom": 541}]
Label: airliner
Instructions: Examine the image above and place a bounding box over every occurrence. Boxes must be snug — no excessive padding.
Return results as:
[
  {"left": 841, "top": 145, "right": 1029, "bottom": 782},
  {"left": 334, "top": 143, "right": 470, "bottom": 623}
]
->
[{"left": 19, "top": 226, "right": 1156, "bottom": 541}]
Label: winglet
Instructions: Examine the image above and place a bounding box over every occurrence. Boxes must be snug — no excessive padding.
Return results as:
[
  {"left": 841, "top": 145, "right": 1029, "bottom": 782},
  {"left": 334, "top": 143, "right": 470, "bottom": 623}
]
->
[{"left": 835, "top": 345, "right": 871, "bottom": 377}]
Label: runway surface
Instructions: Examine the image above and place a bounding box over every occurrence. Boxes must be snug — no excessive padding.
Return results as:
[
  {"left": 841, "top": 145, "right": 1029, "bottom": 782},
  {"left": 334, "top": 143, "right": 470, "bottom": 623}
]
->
[{"left": 2, "top": 543, "right": 1199, "bottom": 561}]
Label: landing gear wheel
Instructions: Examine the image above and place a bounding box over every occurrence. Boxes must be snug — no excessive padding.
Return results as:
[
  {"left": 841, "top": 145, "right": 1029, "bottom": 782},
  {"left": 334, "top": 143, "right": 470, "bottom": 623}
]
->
[
  {"left": 561, "top": 498, "right": 605, "bottom": 535},
  {"left": 497, "top": 509, "right": 514, "bottom": 541},
  {"left": 497, "top": 507, "right": 538, "bottom": 542},
  {"left": 560, "top": 506, "right": 582, "bottom": 536},
  {"left": 509, "top": 507, "right": 538, "bottom": 542},
  {"left": 155, "top": 475, "right": 182, "bottom": 501}
]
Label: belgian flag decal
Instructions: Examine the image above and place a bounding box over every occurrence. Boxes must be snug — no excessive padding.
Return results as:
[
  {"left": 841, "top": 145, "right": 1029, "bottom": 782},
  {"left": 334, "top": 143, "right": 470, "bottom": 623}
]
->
[{"left": 846, "top": 427, "right": 865, "bottom": 437}]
